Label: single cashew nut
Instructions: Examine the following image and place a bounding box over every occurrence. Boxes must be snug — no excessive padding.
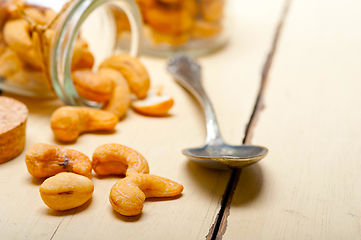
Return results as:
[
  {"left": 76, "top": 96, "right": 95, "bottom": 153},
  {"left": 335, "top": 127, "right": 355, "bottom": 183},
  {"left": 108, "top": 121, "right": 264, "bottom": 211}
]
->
[
  {"left": 99, "top": 67, "right": 131, "bottom": 119},
  {"left": 39, "top": 172, "right": 94, "bottom": 211},
  {"left": 201, "top": 0, "right": 224, "bottom": 22},
  {"left": 92, "top": 143, "right": 149, "bottom": 177},
  {"left": 0, "top": 48, "right": 25, "bottom": 79},
  {"left": 143, "top": 5, "right": 194, "bottom": 35},
  {"left": 44, "top": 9, "right": 58, "bottom": 24},
  {"left": 25, "top": 143, "right": 93, "bottom": 179},
  {"left": 72, "top": 69, "right": 112, "bottom": 103},
  {"left": 18, "top": 47, "right": 43, "bottom": 70},
  {"left": 109, "top": 174, "right": 184, "bottom": 216},
  {"left": 24, "top": 7, "right": 47, "bottom": 25},
  {"left": 99, "top": 54, "right": 150, "bottom": 99},
  {"left": 131, "top": 87, "right": 174, "bottom": 116},
  {"left": 71, "top": 39, "right": 95, "bottom": 71},
  {"left": 3, "top": 19, "right": 32, "bottom": 53},
  {"left": 50, "top": 106, "right": 118, "bottom": 142}
]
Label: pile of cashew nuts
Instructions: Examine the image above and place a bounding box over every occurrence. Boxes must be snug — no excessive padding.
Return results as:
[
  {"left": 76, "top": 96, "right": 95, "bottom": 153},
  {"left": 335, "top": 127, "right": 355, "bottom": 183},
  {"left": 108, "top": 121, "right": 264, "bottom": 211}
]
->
[
  {"left": 0, "top": 2, "right": 174, "bottom": 144},
  {"left": 115, "top": 0, "right": 225, "bottom": 46},
  {"left": 2, "top": 1, "right": 182, "bottom": 217},
  {"left": 26, "top": 143, "right": 183, "bottom": 216}
]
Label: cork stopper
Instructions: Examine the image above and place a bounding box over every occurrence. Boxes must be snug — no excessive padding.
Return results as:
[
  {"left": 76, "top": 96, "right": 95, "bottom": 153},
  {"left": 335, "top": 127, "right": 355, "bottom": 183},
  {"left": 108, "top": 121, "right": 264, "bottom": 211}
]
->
[{"left": 0, "top": 96, "right": 28, "bottom": 163}]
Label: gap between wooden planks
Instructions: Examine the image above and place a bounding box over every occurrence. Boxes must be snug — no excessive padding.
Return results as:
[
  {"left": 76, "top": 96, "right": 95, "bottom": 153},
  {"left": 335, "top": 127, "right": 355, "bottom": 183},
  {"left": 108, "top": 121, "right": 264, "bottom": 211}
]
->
[{"left": 207, "top": 0, "right": 292, "bottom": 239}]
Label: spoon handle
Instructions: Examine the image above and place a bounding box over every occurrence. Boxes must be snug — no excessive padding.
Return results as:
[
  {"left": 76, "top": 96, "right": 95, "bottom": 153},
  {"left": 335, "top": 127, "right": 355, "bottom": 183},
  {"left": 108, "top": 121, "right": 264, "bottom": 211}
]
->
[{"left": 167, "top": 54, "right": 222, "bottom": 144}]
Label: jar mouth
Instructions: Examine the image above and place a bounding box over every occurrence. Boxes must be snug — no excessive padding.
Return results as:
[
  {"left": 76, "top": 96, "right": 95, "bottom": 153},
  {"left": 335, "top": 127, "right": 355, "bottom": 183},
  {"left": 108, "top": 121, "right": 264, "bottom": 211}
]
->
[{"left": 50, "top": 0, "right": 142, "bottom": 106}]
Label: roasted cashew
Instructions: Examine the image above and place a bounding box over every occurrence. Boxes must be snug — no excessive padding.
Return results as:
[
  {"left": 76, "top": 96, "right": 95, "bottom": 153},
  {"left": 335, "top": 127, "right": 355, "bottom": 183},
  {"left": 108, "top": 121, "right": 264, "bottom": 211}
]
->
[
  {"left": 71, "top": 39, "right": 95, "bottom": 71},
  {"left": 72, "top": 69, "right": 113, "bottom": 103},
  {"left": 3, "top": 19, "right": 32, "bottom": 53},
  {"left": 201, "top": 0, "right": 224, "bottom": 22},
  {"left": 50, "top": 106, "right": 118, "bottom": 142},
  {"left": 24, "top": 7, "right": 47, "bottom": 25},
  {"left": 44, "top": 9, "right": 58, "bottom": 24},
  {"left": 99, "top": 54, "right": 150, "bottom": 100},
  {"left": 25, "top": 143, "right": 93, "bottom": 179},
  {"left": 143, "top": 5, "right": 194, "bottom": 34},
  {"left": 0, "top": 48, "right": 25, "bottom": 79},
  {"left": 109, "top": 174, "right": 184, "bottom": 216},
  {"left": 99, "top": 68, "right": 131, "bottom": 119},
  {"left": 39, "top": 172, "right": 94, "bottom": 211},
  {"left": 131, "top": 86, "right": 174, "bottom": 116},
  {"left": 92, "top": 143, "right": 149, "bottom": 177},
  {"left": 18, "top": 47, "right": 43, "bottom": 70}
]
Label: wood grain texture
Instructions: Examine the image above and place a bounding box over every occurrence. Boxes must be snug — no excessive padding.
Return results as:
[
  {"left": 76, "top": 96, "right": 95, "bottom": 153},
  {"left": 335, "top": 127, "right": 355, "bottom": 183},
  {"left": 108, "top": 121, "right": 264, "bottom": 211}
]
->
[
  {"left": 0, "top": 0, "right": 291, "bottom": 239},
  {"left": 224, "top": 0, "right": 361, "bottom": 239}
]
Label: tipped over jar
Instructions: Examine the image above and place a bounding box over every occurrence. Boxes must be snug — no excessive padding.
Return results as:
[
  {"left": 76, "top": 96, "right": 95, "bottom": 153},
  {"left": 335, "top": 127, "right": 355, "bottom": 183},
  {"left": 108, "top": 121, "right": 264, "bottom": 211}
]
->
[{"left": 0, "top": 0, "right": 142, "bottom": 106}]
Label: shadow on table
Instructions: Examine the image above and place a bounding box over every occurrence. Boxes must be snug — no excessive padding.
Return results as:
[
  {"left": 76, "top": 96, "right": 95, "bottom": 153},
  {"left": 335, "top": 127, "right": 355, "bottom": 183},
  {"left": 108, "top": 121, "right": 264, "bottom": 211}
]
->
[
  {"left": 184, "top": 160, "right": 231, "bottom": 198},
  {"left": 2, "top": 93, "right": 64, "bottom": 116},
  {"left": 231, "top": 164, "right": 264, "bottom": 206},
  {"left": 43, "top": 197, "right": 93, "bottom": 217}
]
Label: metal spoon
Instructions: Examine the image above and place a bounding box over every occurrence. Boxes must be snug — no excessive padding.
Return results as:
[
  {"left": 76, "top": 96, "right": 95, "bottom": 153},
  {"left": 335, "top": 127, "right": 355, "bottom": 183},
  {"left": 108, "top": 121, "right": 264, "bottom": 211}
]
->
[{"left": 167, "top": 53, "right": 268, "bottom": 170}]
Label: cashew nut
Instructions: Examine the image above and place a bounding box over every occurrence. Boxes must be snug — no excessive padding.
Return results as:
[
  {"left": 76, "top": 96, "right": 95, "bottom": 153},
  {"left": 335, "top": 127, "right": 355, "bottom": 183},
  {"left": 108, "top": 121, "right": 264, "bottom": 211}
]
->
[
  {"left": 99, "top": 54, "right": 150, "bottom": 100},
  {"left": 109, "top": 174, "right": 184, "bottom": 216},
  {"left": 44, "top": 9, "right": 58, "bottom": 24},
  {"left": 99, "top": 68, "right": 131, "bottom": 119},
  {"left": 50, "top": 106, "right": 118, "bottom": 143},
  {"left": 92, "top": 143, "right": 149, "bottom": 177},
  {"left": 25, "top": 143, "right": 93, "bottom": 179},
  {"left": 143, "top": 5, "right": 194, "bottom": 34},
  {"left": 18, "top": 47, "right": 43, "bottom": 70},
  {"left": 3, "top": 19, "right": 32, "bottom": 53},
  {"left": 72, "top": 69, "right": 112, "bottom": 103},
  {"left": 71, "top": 39, "right": 95, "bottom": 71},
  {"left": 201, "top": 0, "right": 224, "bottom": 22},
  {"left": 131, "top": 87, "right": 174, "bottom": 116},
  {"left": 24, "top": 7, "right": 47, "bottom": 25},
  {"left": 39, "top": 172, "right": 94, "bottom": 211},
  {"left": 0, "top": 48, "right": 25, "bottom": 79}
]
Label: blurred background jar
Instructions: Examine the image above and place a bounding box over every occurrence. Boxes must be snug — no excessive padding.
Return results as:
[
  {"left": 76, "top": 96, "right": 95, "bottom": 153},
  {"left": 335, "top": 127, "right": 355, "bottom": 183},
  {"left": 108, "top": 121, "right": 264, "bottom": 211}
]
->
[
  {"left": 0, "top": 0, "right": 142, "bottom": 106},
  {"left": 114, "top": 0, "right": 228, "bottom": 56}
]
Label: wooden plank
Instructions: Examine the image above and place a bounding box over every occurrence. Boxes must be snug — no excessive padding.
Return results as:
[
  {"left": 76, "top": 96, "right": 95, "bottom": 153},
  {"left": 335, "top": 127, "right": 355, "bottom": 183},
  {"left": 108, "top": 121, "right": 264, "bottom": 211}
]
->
[
  {"left": 224, "top": 0, "right": 361, "bottom": 239},
  {"left": 0, "top": 0, "right": 285, "bottom": 239}
]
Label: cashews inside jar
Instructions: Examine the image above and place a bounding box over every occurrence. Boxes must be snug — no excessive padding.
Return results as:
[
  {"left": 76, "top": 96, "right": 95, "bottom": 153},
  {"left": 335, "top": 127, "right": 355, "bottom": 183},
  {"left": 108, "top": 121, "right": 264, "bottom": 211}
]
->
[
  {"left": 99, "top": 54, "right": 150, "bottom": 100},
  {"left": 39, "top": 172, "right": 94, "bottom": 211}
]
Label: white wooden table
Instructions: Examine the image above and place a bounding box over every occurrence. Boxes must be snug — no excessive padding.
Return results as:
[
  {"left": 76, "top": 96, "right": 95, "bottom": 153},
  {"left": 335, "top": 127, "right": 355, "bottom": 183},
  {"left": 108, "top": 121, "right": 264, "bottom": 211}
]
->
[{"left": 1, "top": 0, "right": 361, "bottom": 239}]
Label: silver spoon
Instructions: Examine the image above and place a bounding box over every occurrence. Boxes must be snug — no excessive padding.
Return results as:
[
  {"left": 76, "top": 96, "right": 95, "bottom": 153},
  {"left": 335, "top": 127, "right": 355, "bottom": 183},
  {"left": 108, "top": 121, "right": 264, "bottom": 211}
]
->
[{"left": 167, "top": 53, "right": 268, "bottom": 170}]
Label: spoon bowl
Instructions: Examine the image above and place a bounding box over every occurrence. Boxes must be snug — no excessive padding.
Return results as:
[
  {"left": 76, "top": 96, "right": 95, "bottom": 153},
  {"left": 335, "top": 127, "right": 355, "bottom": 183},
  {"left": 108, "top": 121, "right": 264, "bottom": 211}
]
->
[
  {"left": 167, "top": 53, "right": 268, "bottom": 170},
  {"left": 183, "top": 143, "right": 268, "bottom": 170}
]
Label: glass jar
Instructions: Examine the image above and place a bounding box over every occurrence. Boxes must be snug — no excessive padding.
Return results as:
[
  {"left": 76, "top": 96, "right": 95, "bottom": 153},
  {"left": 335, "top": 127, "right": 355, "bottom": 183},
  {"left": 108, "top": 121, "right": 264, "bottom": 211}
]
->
[
  {"left": 114, "top": 0, "right": 228, "bottom": 56},
  {"left": 0, "top": 0, "right": 142, "bottom": 106}
]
